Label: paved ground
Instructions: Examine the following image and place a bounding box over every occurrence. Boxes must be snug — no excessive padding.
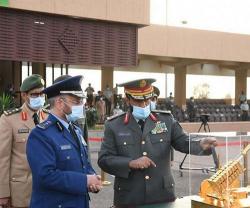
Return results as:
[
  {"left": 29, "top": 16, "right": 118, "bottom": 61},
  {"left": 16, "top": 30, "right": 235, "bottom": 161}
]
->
[{"left": 88, "top": 130, "right": 248, "bottom": 208}]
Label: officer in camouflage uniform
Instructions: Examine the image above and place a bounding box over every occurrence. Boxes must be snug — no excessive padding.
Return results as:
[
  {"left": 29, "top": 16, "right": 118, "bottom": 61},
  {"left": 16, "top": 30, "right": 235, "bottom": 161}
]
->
[
  {"left": 98, "top": 78, "right": 217, "bottom": 208},
  {"left": 0, "top": 74, "right": 48, "bottom": 208}
]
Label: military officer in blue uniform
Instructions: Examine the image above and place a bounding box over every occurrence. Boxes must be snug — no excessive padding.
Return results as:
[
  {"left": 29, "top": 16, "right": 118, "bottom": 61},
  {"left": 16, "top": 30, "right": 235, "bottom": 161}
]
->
[
  {"left": 26, "top": 75, "right": 102, "bottom": 208},
  {"left": 98, "top": 78, "right": 217, "bottom": 208}
]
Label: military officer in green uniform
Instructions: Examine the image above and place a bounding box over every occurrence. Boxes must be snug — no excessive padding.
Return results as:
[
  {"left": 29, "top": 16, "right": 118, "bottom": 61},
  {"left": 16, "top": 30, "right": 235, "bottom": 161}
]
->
[
  {"left": 0, "top": 74, "right": 48, "bottom": 208},
  {"left": 98, "top": 78, "right": 217, "bottom": 208}
]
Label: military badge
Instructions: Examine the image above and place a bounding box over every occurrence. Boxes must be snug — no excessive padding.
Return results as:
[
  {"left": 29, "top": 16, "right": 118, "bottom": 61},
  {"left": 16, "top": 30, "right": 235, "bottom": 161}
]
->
[
  {"left": 118, "top": 132, "right": 131, "bottom": 136},
  {"left": 151, "top": 121, "right": 168, "bottom": 134},
  {"left": 139, "top": 80, "right": 147, "bottom": 88},
  {"left": 60, "top": 144, "right": 72, "bottom": 150},
  {"left": 18, "top": 128, "right": 29, "bottom": 133},
  {"left": 41, "top": 78, "right": 45, "bottom": 86}
]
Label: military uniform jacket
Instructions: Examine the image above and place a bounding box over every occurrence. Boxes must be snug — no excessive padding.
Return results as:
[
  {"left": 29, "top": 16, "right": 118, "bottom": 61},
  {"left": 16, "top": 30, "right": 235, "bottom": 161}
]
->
[
  {"left": 98, "top": 111, "right": 211, "bottom": 207},
  {"left": 0, "top": 103, "right": 48, "bottom": 207},
  {"left": 26, "top": 114, "right": 95, "bottom": 208}
]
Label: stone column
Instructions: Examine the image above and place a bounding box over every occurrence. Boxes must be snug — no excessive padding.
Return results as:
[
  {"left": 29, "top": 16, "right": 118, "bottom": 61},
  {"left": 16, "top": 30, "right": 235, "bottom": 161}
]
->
[
  {"left": 32, "top": 62, "right": 46, "bottom": 82},
  {"left": 174, "top": 65, "right": 187, "bottom": 108},
  {"left": 101, "top": 67, "right": 114, "bottom": 91}
]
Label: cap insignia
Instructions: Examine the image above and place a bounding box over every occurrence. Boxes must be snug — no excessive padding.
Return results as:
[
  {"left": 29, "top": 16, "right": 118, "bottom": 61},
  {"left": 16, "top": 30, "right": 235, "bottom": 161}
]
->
[
  {"left": 41, "top": 79, "right": 45, "bottom": 86},
  {"left": 139, "top": 80, "right": 147, "bottom": 88}
]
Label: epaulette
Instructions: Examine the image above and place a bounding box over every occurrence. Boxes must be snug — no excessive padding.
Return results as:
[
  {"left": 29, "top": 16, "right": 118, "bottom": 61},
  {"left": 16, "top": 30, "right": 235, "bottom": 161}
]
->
[
  {"left": 3, "top": 107, "right": 22, "bottom": 116},
  {"left": 42, "top": 108, "right": 50, "bottom": 114},
  {"left": 37, "top": 120, "right": 53, "bottom": 130},
  {"left": 43, "top": 104, "right": 50, "bottom": 109},
  {"left": 107, "top": 112, "right": 126, "bottom": 121},
  {"left": 152, "top": 110, "right": 171, "bottom": 114}
]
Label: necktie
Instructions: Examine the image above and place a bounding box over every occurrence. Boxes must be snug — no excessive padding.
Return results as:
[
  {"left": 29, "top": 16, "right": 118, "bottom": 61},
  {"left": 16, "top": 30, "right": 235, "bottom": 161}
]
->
[
  {"left": 33, "top": 113, "right": 40, "bottom": 125},
  {"left": 138, "top": 119, "right": 145, "bottom": 132},
  {"left": 68, "top": 123, "right": 81, "bottom": 149}
]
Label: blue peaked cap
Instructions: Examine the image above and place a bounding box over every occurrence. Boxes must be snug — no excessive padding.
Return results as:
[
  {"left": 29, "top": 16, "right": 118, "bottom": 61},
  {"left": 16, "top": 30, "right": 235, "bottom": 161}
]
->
[{"left": 43, "top": 75, "right": 84, "bottom": 99}]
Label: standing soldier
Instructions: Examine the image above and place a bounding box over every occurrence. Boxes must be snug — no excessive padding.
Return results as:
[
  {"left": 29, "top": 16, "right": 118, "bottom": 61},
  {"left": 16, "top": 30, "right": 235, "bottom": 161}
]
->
[
  {"left": 0, "top": 74, "right": 48, "bottom": 208},
  {"left": 187, "top": 96, "right": 196, "bottom": 122},
  {"left": 85, "top": 83, "right": 95, "bottom": 107},
  {"left": 98, "top": 78, "right": 217, "bottom": 208}
]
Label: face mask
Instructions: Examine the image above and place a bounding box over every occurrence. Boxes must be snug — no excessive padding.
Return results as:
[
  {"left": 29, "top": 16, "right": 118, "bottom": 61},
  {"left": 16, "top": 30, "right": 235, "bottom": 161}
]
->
[
  {"left": 65, "top": 105, "right": 84, "bottom": 122},
  {"left": 132, "top": 104, "right": 151, "bottom": 120},
  {"left": 29, "top": 97, "right": 45, "bottom": 110},
  {"left": 150, "top": 101, "right": 156, "bottom": 110}
]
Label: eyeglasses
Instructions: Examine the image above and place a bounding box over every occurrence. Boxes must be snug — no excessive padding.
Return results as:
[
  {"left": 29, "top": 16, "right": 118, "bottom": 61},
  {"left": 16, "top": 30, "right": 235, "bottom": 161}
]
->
[{"left": 28, "top": 92, "right": 45, "bottom": 98}]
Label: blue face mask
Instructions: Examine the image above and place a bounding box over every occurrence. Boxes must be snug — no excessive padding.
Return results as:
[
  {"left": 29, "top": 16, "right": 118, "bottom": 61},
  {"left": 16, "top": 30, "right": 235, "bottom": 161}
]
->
[
  {"left": 132, "top": 104, "right": 151, "bottom": 120},
  {"left": 29, "top": 97, "right": 45, "bottom": 110},
  {"left": 66, "top": 105, "right": 84, "bottom": 122},
  {"left": 150, "top": 101, "right": 157, "bottom": 110}
]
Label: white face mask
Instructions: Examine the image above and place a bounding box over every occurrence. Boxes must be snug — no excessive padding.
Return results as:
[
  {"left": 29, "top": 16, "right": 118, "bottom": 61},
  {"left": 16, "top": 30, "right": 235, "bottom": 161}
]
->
[
  {"left": 132, "top": 104, "right": 151, "bottom": 120},
  {"left": 65, "top": 105, "right": 84, "bottom": 122},
  {"left": 28, "top": 97, "right": 45, "bottom": 110},
  {"left": 150, "top": 101, "right": 157, "bottom": 110}
]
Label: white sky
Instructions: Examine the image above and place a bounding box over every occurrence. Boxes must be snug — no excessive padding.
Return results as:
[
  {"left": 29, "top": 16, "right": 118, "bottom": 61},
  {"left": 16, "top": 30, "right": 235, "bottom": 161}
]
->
[{"left": 151, "top": 0, "right": 250, "bottom": 35}]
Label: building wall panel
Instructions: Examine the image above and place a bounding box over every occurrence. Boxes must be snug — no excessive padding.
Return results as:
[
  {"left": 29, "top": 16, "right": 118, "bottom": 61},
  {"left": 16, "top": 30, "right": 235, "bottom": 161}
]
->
[
  {"left": 139, "top": 25, "right": 250, "bottom": 63},
  {"left": 0, "top": 8, "right": 137, "bottom": 67},
  {"left": 7, "top": 0, "right": 150, "bottom": 25}
]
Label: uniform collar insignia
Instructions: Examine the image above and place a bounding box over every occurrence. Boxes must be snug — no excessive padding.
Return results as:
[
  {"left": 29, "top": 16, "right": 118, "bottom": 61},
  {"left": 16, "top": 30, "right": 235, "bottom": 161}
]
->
[
  {"left": 149, "top": 113, "right": 157, "bottom": 122},
  {"left": 151, "top": 121, "right": 168, "bottom": 134},
  {"left": 37, "top": 120, "right": 52, "bottom": 129},
  {"left": 80, "top": 135, "right": 87, "bottom": 146}
]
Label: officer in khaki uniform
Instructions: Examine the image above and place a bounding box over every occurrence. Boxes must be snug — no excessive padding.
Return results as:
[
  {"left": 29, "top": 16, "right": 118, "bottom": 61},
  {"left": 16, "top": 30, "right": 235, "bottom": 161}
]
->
[
  {"left": 0, "top": 74, "right": 48, "bottom": 208},
  {"left": 98, "top": 78, "right": 217, "bottom": 208}
]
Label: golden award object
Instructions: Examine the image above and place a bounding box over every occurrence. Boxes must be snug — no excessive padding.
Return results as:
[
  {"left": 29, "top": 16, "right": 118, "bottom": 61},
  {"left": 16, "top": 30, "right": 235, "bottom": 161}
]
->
[
  {"left": 101, "top": 169, "right": 112, "bottom": 186},
  {"left": 192, "top": 144, "right": 250, "bottom": 208}
]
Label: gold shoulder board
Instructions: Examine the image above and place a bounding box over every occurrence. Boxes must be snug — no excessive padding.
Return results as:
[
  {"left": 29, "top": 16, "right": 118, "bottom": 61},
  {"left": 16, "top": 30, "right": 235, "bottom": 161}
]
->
[{"left": 3, "top": 107, "right": 22, "bottom": 116}]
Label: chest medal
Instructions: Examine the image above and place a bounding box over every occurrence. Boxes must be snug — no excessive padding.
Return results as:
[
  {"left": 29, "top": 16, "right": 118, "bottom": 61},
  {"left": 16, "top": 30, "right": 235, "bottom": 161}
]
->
[{"left": 151, "top": 121, "right": 168, "bottom": 134}]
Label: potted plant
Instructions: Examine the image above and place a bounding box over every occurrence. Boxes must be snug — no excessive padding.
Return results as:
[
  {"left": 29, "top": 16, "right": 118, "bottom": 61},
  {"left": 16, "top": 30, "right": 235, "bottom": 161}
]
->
[
  {"left": 86, "top": 107, "right": 98, "bottom": 129},
  {"left": 0, "top": 93, "right": 14, "bottom": 116}
]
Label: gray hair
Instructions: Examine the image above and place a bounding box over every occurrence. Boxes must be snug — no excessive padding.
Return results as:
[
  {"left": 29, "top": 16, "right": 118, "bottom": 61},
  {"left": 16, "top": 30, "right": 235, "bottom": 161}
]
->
[{"left": 48, "top": 96, "right": 60, "bottom": 108}]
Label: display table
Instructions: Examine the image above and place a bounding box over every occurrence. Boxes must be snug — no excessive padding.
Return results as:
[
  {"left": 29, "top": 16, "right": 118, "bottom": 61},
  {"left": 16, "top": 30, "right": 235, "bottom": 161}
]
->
[
  {"left": 149, "top": 196, "right": 195, "bottom": 208},
  {"left": 153, "top": 196, "right": 250, "bottom": 208}
]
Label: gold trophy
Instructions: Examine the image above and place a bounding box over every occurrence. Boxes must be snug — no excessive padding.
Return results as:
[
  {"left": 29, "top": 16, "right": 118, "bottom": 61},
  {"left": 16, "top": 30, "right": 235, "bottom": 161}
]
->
[{"left": 192, "top": 144, "right": 250, "bottom": 208}]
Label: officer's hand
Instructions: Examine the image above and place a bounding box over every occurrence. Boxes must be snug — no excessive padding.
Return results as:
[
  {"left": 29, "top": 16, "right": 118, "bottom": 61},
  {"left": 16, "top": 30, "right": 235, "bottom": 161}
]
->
[
  {"left": 129, "top": 156, "right": 156, "bottom": 170},
  {"left": 200, "top": 137, "right": 217, "bottom": 150},
  {"left": 0, "top": 197, "right": 9, "bottom": 206},
  {"left": 87, "top": 175, "right": 102, "bottom": 193}
]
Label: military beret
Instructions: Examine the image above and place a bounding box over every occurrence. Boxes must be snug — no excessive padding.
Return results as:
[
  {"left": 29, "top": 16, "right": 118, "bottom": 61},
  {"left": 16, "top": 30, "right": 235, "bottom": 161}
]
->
[
  {"left": 43, "top": 75, "right": 84, "bottom": 99},
  {"left": 118, "top": 78, "right": 156, "bottom": 100},
  {"left": 153, "top": 86, "right": 160, "bottom": 97},
  {"left": 20, "top": 74, "right": 45, "bottom": 92}
]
